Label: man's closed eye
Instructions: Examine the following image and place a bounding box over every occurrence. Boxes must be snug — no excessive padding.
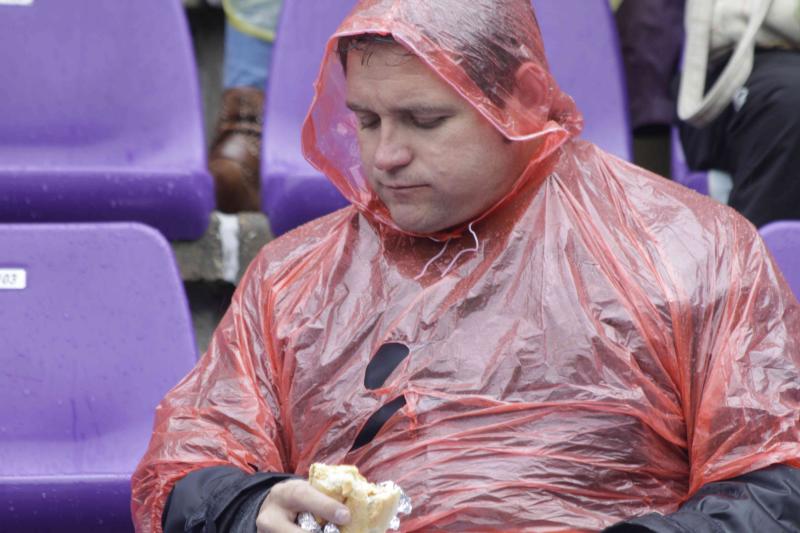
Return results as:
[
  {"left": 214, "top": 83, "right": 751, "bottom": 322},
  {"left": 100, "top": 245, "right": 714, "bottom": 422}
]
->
[{"left": 409, "top": 115, "right": 449, "bottom": 129}]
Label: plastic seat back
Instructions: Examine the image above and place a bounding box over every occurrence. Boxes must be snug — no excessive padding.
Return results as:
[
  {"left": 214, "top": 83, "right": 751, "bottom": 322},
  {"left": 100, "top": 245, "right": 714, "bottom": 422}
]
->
[
  {"left": 0, "top": 0, "right": 214, "bottom": 240},
  {"left": 534, "top": 0, "right": 631, "bottom": 160},
  {"left": 262, "top": 0, "right": 631, "bottom": 235},
  {"left": 261, "top": 0, "right": 352, "bottom": 235},
  {"left": 760, "top": 221, "right": 800, "bottom": 299},
  {"left": 671, "top": 128, "right": 710, "bottom": 195},
  {"left": 0, "top": 223, "right": 197, "bottom": 531}
]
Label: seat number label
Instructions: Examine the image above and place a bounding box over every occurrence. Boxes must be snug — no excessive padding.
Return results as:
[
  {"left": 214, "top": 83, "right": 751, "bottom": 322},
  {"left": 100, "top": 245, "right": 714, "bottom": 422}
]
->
[{"left": 0, "top": 269, "right": 26, "bottom": 290}]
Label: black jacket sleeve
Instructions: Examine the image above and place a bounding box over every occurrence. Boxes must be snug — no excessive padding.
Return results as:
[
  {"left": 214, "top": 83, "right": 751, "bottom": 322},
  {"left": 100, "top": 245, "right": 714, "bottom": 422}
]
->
[
  {"left": 162, "top": 466, "right": 296, "bottom": 533},
  {"left": 604, "top": 465, "right": 800, "bottom": 533},
  {"left": 161, "top": 355, "right": 407, "bottom": 533}
]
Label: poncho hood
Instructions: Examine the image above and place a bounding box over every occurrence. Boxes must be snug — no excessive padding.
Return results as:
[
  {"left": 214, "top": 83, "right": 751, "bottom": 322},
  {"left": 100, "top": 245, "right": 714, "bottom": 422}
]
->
[{"left": 301, "top": 0, "right": 584, "bottom": 238}]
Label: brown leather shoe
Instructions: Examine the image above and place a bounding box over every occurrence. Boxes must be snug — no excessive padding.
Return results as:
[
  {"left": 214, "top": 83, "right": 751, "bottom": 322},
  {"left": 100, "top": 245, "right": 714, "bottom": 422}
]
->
[{"left": 209, "top": 87, "right": 264, "bottom": 213}]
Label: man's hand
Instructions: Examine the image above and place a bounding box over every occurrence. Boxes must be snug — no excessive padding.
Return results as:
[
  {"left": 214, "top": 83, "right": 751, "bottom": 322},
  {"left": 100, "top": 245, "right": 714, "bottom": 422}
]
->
[{"left": 256, "top": 479, "right": 351, "bottom": 533}]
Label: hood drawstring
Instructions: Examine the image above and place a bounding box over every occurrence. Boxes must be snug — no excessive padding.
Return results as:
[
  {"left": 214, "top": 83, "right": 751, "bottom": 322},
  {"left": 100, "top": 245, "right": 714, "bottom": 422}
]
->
[{"left": 414, "top": 222, "right": 480, "bottom": 280}]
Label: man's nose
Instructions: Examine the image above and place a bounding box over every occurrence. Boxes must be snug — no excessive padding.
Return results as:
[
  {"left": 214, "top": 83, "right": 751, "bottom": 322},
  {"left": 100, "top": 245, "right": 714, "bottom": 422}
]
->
[{"left": 373, "top": 128, "right": 412, "bottom": 173}]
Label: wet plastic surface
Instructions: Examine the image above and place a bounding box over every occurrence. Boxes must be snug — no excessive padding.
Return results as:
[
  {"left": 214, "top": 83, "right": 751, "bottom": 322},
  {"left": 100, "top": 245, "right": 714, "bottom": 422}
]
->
[{"left": 133, "top": 1, "right": 800, "bottom": 530}]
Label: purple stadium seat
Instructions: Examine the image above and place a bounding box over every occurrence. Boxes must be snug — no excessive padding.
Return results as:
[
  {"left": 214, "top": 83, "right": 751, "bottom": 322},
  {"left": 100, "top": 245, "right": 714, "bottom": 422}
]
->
[
  {"left": 534, "top": 0, "right": 631, "bottom": 160},
  {"left": 760, "top": 221, "right": 800, "bottom": 299},
  {"left": 0, "top": 0, "right": 214, "bottom": 241},
  {"left": 261, "top": 0, "right": 632, "bottom": 236},
  {"left": 0, "top": 224, "right": 197, "bottom": 532},
  {"left": 671, "top": 128, "right": 709, "bottom": 195}
]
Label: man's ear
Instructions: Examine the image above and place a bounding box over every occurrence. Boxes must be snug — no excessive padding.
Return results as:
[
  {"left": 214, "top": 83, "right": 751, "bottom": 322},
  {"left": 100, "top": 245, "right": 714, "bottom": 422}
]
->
[{"left": 514, "top": 62, "right": 553, "bottom": 111}]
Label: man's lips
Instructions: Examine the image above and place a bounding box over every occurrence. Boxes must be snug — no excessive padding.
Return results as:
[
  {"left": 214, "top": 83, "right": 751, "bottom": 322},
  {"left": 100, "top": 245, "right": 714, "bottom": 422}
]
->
[
  {"left": 379, "top": 183, "right": 429, "bottom": 203},
  {"left": 382, "top": 183, "right": 429, "bottom": 190}
]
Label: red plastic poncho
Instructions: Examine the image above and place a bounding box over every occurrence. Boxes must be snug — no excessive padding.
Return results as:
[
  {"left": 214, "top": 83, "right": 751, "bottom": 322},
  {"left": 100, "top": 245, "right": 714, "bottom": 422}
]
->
[{"left": 132, "top": 1, "right": 800, "bottom": 531}]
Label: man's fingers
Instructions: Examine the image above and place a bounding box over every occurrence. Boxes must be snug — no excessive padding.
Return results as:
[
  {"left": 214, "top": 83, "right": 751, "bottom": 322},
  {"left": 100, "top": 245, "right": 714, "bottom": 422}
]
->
[
  {"left": 255, "top": 507, "right": 305, "bottom": 533},
  {"left": 257, "top": 480, "right": 351, "bottom": 533},
  {"left": 257, "top": 481, "right": 311, "bottom": 533},
  {"left": 272, "top": 480, "right": 352, "bottom": 525}
]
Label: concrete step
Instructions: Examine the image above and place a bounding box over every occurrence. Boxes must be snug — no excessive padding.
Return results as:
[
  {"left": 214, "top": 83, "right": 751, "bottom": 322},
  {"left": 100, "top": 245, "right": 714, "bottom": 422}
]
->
[
  {"left": 172, "top": 211, "right": 273, "bottom": 284},
  {"left": 172, "top": 211, "right": 273, "bottom": 354}
]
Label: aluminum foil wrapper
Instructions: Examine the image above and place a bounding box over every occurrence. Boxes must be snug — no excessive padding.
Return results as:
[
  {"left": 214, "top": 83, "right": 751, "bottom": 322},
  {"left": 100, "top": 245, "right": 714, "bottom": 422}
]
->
[
  {"left": 297, "top": 512, "right": 323, "bottom": 533},
  {"left": 297, "top": 483, "right": 412, "bottom": 533},
  {"left": 386, "top": 483, "right": 413, "bottom": 530}
]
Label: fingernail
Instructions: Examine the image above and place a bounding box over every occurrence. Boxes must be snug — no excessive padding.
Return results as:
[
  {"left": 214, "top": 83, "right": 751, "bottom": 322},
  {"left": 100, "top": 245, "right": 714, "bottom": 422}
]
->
[{"left": 335, "top": 507, "right": 351, "bottom": 523}]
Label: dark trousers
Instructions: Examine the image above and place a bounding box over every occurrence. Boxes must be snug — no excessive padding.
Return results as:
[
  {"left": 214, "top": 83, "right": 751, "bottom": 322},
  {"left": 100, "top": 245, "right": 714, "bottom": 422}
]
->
[
  {"left": 615, "top": 0, "right": 685, "bottom": 131},
  {"left": 679, "top": 49, "right": 800, "bottom": 228}
]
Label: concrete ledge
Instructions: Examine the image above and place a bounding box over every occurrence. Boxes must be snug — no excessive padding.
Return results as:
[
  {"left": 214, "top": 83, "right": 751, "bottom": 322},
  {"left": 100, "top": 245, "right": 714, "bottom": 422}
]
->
[{"left": 172, "top": 211, "right": 273, "bottom": 285}]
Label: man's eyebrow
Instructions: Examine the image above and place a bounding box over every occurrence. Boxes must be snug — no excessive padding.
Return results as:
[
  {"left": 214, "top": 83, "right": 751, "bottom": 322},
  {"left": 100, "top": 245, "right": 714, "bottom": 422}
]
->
[
  {"left": 346, "top": 102, "right": 457, "bottom": 115},
  {"left": 346, "top": 102, "right": 370, "bottom": 113}
]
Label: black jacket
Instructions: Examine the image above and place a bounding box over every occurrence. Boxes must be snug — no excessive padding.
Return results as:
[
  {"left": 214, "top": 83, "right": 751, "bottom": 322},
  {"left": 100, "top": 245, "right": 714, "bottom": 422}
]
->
[{"left": 163, "top": 464, "right": 800, "bottom": 532}]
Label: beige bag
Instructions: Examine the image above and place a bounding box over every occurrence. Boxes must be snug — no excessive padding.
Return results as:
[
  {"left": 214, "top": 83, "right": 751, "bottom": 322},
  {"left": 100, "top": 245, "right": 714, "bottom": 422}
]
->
[{"left": 678, "top": 0, "right": 800, "bottom": 127}]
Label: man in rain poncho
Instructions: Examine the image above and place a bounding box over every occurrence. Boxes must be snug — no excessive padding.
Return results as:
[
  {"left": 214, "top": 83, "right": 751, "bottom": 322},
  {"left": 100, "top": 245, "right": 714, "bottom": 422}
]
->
[{"left": 133, "top": 1, "right": 800, "bottom": 531}]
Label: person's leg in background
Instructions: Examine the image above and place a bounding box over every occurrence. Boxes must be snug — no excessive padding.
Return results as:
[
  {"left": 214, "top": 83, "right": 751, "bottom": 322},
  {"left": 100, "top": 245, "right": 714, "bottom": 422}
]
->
[
  {"left": 723, "top": 51, "right": 800, "bottom": 227},
  {"left": 613, "top": 0, "right": 685, "bottom": 177},
  {"left": 680, "top": 50, "right": 800, "bottom": 227},
  {"left": 210, "top": 0, "right": 282, "bottom": 213}
]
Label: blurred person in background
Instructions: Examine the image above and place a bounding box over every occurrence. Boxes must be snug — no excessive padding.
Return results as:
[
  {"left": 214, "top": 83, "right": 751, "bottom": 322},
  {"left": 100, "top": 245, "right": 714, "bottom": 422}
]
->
[
  {"left": 210, "top": 0, "right": 284, "bottom": 212},
  {"left": 613, "top": 0, "right": 685, "bottom": 178},
  {"left": 677, "top": 0, "right": 800, "bottom": 227}
]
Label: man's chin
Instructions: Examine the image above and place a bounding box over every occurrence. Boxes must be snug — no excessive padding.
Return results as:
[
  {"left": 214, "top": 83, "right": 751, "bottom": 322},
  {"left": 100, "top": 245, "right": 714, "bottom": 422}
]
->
[
  {"left": 388, "top": 208, "right": 438, "bottom": 235},
  {"left": 393, "top": 220, "right": 436, "bottom": 235}
]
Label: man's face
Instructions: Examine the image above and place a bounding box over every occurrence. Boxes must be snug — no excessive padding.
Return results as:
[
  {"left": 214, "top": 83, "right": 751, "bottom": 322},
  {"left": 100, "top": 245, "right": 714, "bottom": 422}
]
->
[{"left": 345, "top": 43, "right": 534, "bottom": 234}]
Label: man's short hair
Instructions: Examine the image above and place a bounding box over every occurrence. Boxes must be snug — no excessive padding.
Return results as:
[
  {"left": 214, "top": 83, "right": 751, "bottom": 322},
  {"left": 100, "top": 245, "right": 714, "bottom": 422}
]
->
[{"left": 336, "top": 31, "right": 524, "bottom": 109}]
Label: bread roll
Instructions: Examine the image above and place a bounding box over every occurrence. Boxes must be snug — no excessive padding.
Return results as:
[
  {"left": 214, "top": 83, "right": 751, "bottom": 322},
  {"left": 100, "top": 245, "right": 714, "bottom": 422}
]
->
[{"left": 308, "top": 463, "right": 401, "bottom": 533}]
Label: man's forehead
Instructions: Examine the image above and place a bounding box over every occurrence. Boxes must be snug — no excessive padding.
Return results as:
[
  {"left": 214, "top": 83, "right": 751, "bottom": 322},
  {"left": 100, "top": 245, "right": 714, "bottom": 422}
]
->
[
  {"left": 344, "top": 39, "right": 419, "bottom": 73},
  {"left": 344, "top": 59, "right": 466, "bottom": 115}
]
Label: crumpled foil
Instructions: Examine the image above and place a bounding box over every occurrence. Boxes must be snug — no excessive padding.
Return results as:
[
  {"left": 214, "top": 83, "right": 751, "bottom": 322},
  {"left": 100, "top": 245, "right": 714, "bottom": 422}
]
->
[
  {"left": 387, "top": 483, "right": 412, "bottom": 530},
  {"left": 297, "top": 484, "right": 412, "bottom": 533},
  {"left": 297, "top": 512, "right": 323, "bottom": 533}
]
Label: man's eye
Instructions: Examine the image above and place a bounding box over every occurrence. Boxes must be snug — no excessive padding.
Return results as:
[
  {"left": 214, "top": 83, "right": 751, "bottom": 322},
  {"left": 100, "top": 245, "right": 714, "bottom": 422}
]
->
[
  {"left": 411, "top": 116, "right": 448, "bottom": 129},
  {"left": 358, "top": 116, "right": 380, "bottom": 130}
]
